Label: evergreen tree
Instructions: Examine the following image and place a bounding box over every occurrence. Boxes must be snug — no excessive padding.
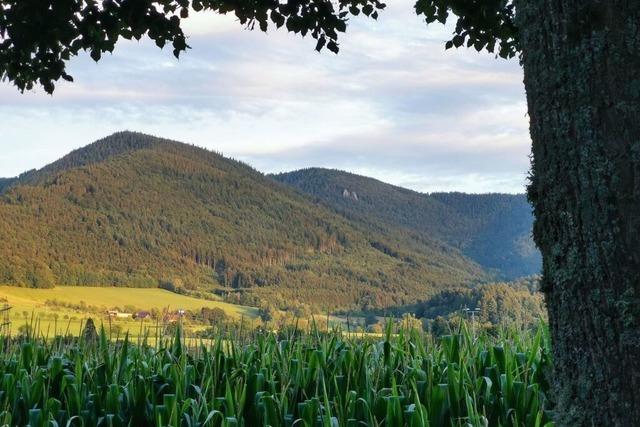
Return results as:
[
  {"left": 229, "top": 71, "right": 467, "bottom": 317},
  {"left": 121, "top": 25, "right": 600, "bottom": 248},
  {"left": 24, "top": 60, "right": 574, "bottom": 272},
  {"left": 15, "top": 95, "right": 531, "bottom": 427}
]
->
[{"left": 82, "top": 318, "right": 98, "bottom": 344}]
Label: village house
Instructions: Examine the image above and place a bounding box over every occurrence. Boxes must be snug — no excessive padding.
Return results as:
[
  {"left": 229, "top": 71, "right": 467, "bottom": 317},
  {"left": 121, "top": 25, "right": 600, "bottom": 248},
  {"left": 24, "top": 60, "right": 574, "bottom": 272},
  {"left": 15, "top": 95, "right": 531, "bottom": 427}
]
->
[{"left": 107, "top": 310, "right": 133, "bottom": 319}]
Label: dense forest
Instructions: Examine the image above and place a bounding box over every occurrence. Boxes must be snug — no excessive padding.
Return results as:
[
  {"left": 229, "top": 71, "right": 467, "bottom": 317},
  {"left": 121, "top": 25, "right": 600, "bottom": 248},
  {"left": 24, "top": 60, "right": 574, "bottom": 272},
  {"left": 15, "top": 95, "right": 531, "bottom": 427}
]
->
[
  {"left": 273, "top": 168, "right": 540, "bottom": 279},
  {"left": 0, "top": 132, "right": 489, "bottom": 311},
  {"left": 418, "top": 279, "right": 545, "bottom": 330}
]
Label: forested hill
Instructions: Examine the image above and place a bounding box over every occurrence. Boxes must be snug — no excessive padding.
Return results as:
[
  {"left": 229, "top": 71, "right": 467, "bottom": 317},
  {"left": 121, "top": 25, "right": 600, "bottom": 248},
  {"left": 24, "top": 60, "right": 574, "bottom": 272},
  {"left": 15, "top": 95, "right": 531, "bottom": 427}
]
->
[
  {"left": 1, "top": 132, "right": 260, "bottom": 190},
  {"left": 272, "top": 168, "right": 541, "bottom": 279},
  {"left": 0, "top": 132, "right": 488, "bottom": 311}
]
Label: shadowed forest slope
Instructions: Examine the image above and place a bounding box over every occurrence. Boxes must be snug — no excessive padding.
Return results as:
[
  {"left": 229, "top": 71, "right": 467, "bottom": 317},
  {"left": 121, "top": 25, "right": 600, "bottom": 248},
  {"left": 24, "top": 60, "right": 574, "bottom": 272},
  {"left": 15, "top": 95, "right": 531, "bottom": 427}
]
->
[{"left": 273, "top": 168, "right": 540, "bottom": 279}]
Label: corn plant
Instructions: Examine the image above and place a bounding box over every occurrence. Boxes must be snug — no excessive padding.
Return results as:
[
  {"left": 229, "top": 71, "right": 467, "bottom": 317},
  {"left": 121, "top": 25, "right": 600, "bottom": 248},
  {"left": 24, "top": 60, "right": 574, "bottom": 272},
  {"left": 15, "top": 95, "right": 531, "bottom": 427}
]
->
[{"left": 0, "top": 321, "right": 554, "bottom": 426}]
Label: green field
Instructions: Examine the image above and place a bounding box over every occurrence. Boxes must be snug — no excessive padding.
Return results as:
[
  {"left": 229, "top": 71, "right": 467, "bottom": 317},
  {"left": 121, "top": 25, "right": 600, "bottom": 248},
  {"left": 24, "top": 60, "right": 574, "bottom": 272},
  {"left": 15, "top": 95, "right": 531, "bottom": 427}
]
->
[
  {"left": 0, "top": 286, "right": 257, "bottom": 316},
  {"left": 0, "top": 323, "right": 554, "bottom": 426},
  {"left": 0, "top": 286, "right": 259, "bottom": 337}
]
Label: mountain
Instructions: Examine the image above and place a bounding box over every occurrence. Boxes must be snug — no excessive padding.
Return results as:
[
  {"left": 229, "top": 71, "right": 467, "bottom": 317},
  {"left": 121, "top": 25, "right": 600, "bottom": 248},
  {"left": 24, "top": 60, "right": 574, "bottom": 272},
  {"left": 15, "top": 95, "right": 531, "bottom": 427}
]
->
[
  {"left": 272, "top": 168, "right": 541, "bottom": 279},
  {"left": 0, "top": 132, "right": 487, "bottom": 311}
]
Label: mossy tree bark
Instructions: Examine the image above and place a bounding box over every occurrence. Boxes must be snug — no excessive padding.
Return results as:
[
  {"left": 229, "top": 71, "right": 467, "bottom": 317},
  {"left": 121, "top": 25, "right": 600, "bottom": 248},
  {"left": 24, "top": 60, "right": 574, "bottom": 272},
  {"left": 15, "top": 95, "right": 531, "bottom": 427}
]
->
[{"left": 516, "top": 1, "right": 640, "bottom": 425}]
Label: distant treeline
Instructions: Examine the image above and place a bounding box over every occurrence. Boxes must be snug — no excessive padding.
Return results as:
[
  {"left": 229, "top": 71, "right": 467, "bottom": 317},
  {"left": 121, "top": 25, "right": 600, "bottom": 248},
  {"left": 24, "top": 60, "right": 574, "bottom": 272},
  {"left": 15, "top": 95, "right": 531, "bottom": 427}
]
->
[{"left": 371, "top": 276, "right": 545, "bottom": 330}]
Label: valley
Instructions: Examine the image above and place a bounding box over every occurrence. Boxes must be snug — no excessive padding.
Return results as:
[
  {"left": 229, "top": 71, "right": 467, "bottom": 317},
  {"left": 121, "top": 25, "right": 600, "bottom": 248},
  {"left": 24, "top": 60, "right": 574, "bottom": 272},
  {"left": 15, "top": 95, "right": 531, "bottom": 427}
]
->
[{"left": 0, "top": 132, "right": 541, "bottom": 326}]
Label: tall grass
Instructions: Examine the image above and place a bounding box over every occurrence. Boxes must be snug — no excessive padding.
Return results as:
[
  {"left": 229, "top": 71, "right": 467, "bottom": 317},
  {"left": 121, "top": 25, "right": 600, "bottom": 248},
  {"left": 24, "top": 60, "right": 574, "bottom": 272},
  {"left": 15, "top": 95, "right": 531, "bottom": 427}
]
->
[{"left": 0, "top": 321, "right": 553, "bottom": 426}]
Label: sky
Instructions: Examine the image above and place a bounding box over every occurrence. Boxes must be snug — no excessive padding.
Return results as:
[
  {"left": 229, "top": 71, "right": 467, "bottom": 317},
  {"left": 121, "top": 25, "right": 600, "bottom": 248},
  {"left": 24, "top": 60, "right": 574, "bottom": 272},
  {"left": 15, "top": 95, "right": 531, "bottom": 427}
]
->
[{"left": 0, "top": 0, "right": 531, "bottom": 194}]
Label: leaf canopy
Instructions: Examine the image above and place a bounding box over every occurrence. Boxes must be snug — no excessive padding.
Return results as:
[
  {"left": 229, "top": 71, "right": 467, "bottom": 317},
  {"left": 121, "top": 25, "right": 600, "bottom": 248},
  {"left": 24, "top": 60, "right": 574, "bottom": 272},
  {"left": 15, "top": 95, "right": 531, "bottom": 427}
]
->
[{"left": 0, "top": 0, "right": 516, "bottom": 94}]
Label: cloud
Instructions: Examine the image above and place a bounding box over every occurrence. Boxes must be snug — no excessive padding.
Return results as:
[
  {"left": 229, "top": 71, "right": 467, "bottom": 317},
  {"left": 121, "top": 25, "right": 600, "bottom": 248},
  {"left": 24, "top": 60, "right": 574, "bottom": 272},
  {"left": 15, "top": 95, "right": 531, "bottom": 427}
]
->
[{"left": 0, "top": 0, "right": 530, "bottom": 193}]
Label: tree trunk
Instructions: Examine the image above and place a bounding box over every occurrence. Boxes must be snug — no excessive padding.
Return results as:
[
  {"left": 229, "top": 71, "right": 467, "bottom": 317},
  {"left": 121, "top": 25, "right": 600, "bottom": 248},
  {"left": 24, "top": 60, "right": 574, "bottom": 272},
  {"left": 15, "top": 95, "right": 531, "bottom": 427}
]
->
[{"left": 515, "top": 1, "right": 640, "bottom": 425}]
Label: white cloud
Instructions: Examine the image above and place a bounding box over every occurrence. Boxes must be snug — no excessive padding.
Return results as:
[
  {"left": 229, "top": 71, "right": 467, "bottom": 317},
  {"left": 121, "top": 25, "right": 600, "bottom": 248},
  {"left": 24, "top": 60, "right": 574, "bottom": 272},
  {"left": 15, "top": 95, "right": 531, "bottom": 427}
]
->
[
  {"left": 0, "top": 0, "right": 530, "bottom": 193},
  {"left": 182, "top": 10, "right": 243, "bottom": 36}
]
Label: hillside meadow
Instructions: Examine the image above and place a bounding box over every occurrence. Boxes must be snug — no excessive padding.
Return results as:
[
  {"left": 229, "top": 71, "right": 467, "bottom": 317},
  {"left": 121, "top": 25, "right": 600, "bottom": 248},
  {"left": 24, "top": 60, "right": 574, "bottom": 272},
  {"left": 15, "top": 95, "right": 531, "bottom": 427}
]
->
[{"left": 0, "top": 286, "right": 258, "bottom": 338}]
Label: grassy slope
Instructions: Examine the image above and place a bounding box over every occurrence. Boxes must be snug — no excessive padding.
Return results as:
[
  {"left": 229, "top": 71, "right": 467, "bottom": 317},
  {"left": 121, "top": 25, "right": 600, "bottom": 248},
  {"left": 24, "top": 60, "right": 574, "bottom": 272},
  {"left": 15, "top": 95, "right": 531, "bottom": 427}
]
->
[
  {"left": 0, "top": 286, "right": 257, "bottom": 318},
  {"left": 0, "top": 285, "right": 258, "bottom": 338}
]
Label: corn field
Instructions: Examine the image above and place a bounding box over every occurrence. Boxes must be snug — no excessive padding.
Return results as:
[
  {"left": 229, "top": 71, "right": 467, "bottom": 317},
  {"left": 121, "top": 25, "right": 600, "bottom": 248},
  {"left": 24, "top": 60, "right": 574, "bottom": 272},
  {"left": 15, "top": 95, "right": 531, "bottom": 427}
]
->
[{"left": 0, "top": 322, "right": 554, "bottom": 426}]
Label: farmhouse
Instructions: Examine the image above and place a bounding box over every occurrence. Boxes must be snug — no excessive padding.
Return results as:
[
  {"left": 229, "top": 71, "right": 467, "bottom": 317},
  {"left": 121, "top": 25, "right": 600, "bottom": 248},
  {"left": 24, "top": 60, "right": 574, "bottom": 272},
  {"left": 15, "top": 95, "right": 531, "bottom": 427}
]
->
[{"left": 107, "top": 310, "right": 133, "bottom": 319}]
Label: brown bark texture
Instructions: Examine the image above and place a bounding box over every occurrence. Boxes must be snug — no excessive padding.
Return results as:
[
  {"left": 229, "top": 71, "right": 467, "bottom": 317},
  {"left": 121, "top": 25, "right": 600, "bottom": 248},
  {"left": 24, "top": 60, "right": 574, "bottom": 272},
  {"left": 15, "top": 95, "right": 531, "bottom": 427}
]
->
[{"left": 516, "top": 0, "right": 640, "bottom": 425}]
